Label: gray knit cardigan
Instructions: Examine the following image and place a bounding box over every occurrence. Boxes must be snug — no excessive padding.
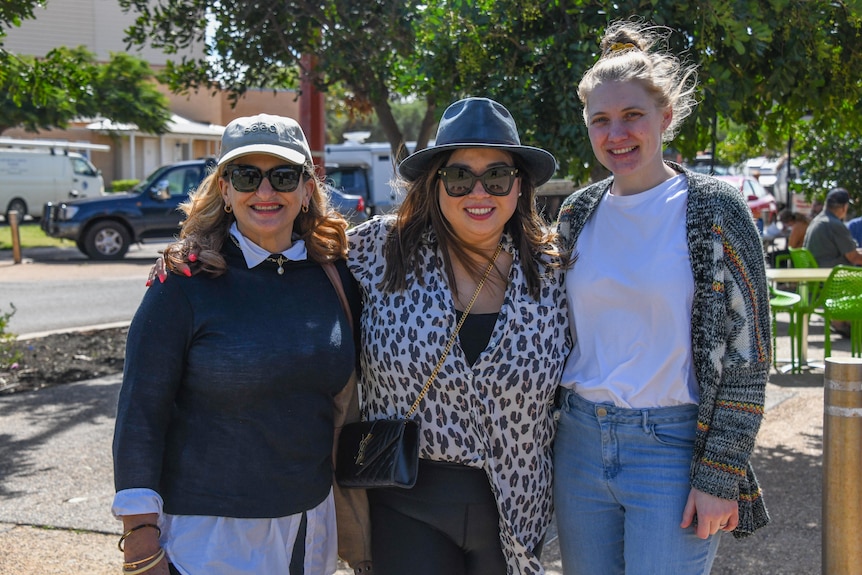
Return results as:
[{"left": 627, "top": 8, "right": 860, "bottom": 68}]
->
[{"left": 556, "top": 162, "right": 770, "bottom": 537}]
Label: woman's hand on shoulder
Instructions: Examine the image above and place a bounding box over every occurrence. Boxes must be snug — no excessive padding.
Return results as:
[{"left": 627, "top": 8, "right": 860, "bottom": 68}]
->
[{"left": 146, "top": 251, "right": 196, "bottom": 286}]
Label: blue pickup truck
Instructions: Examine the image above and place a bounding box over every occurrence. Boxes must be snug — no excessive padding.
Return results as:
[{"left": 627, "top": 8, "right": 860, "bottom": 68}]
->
[
  {"left": 41, "top": 159, "right": 216, "bottom": 260},
  {"left": 41, "top": 158, "right": 369, "bottom": 260}
]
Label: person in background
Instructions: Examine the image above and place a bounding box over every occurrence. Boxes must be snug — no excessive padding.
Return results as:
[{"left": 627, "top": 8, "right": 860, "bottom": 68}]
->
[
  {"left": 113, "top": 114, "right": 371, "bottom": 575},
  {"left": 803, "top": 187, "right": 862, "bottom": 267},
  {"left": 779, "top": 208, "right": 809, "bottom": 249},
  {"left": 151, "top": 98, "right": 571, "bottom": 575},
  {"left": 769, "top": 208, "right": 810, "bottom": 267},
  {"left": 809, "top": 198, "right": 824, "bottom": 219},
  {"left": 845, "top": 211, "right": 862, "bottom": 248},
  {"left": 554, "top": 20, "right": 770, "bottom": 575}
]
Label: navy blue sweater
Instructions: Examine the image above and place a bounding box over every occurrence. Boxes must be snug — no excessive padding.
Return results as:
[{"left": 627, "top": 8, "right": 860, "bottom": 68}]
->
[{"left": 113, "top": 243, "right": 356, "bottom": 518}]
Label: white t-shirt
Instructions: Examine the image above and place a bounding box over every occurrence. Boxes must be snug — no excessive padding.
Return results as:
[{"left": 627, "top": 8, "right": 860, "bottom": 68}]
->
[{"left": 561, "top": 174, "right": 698, "bottom": 408}]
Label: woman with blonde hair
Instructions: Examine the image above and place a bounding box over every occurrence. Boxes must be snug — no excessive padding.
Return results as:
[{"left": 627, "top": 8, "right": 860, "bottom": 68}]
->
[
  {"left": 554, "top": 20, "right": 770, "bottom": 574},
  {"left": 113, "top": 114, "right": 370, "bottom": 575}
]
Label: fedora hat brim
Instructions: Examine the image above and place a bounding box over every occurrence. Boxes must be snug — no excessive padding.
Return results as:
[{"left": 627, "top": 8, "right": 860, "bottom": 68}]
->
[
  {"left": 399, "top": 143, "right": 557, "bottom": 186},
  {"left": 397, "top": 97, "right": 558, "bottom": 186}
]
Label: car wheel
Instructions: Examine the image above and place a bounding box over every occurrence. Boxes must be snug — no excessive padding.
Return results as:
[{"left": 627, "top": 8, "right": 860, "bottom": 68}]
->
[
  {"left": 84, "top": 221, "right": 131, "bottom": 260},
  {"left": 5, "top": 198, "right": 27, "bottom": 222}
]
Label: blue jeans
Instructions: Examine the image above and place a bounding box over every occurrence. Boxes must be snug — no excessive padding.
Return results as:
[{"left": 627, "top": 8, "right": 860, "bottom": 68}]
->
[{"left": 553, "top": 389, "right": 721, "bottom": 575}]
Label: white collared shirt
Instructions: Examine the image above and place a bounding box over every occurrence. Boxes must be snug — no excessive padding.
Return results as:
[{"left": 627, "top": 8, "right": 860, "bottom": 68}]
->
[{"left": 229, "top": 222, "right": 308, "bottom": 265}]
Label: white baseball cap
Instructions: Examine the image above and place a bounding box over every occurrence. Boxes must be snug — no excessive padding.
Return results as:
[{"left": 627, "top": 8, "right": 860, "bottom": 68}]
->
[{"left": 218, "top": 114, "right": 312, "bottom": 167}]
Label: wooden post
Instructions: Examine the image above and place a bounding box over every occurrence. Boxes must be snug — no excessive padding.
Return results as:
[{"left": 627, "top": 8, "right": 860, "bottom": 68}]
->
[
  {"left": 822, "top": 357, "right": 862, "bottom": 574},
  {"left": 8, "top": 210, "right": 22, "bottom": 264}
]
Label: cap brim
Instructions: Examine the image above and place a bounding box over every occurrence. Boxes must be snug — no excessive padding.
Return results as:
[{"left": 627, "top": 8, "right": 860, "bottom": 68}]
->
[
  {"left": 219, "top": 144, "right": 307, "bottom": 167},
  {"left": 398, "top": 143, "right": 558, "bottom": 186}
]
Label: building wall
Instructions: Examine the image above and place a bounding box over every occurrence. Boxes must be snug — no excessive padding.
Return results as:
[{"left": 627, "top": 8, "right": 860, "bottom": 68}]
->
[
  {"left": 3, "top": 0, "right": 202, "bottom": 64},
  {"left": 221, "top": 89, "right": 302, "bottom": 125}
]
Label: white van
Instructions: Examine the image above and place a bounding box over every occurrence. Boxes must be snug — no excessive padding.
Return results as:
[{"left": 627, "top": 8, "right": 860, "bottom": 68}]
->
[{"left": 0, "top": 146, "right": 106, "bottom": 221}]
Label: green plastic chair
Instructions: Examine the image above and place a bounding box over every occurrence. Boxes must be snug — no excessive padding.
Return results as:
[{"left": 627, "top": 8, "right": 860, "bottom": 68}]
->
[
  {"left": 769, "top": 286, "right": 802, "bottom": 372},
  {"left": 789, "top": 247, "right": 819, "bottom": 269},
  {"left": 784, "top": 247, "right": 827, "bottom": 364},
  {"left": 819, "top": 265, "right": 862, "bottom": 358},
  {"left": 774, "top": 252, "right": 792, "bottom": 269}
]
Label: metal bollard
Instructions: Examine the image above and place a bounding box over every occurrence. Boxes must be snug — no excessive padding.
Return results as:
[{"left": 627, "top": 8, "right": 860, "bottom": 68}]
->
[{"left": 822, "top": 357, "right": 862, "bottom": 574}]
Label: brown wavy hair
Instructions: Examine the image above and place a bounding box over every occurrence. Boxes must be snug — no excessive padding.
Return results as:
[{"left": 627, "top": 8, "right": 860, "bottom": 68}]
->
[
  {"left": 164, "top": 165, "right": 348, "bottom": 275},
  {"left": 379, "top": 150, "right": 566, "bottom": 300}
]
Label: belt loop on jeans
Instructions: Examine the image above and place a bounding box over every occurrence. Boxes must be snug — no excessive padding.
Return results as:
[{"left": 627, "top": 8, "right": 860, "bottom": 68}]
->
[{"left": 641, "top": 410, "right": 650, "bottom": 434}]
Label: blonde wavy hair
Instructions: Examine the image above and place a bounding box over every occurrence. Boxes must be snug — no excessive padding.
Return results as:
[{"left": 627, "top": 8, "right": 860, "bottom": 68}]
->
[
  {"left": 578, "top": 19, "right": 698, "bottom": 142},
  {"left": 164, "top": 164, "right": 349, "bottom": 275}
]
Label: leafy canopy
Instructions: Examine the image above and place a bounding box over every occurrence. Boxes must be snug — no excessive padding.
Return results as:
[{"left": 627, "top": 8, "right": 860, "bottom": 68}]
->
[
  {"left": 0, "top": 1, "right": 171, "bottom": 135},
  {"left": 121, "top": 0, "right": 862, "bottom": 190}
]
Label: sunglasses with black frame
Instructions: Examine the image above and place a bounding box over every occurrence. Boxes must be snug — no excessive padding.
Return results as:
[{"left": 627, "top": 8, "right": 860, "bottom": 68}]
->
[
  {"left": 437, "top": 166, "right": 519, "bottom": 197},
  {"left": 223, "top": 164, "right": 308, "bottom": 193}
]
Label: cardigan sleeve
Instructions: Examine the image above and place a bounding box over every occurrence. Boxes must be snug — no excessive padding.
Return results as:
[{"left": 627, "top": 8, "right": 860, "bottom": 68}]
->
[{"left": 689, "top": 180, "right": 772, "bottom": 502}]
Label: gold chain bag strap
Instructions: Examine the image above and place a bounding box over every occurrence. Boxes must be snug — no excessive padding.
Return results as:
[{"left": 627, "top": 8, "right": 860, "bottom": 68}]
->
[{"left": 335, "top": 244, "right": 503, "bottom": 489}]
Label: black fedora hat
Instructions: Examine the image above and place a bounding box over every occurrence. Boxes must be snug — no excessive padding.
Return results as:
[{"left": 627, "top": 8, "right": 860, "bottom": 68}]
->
[{"left": 398, "top": 97, "right": 558, "bottom": 186}]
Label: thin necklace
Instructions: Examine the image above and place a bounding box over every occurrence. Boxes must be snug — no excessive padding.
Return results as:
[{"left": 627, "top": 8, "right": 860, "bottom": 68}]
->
[
  {"left": 229, "top": 234, "right": 288, "bottom": 275},
  {"left": 267, "top": 254, "right": 287, "bottom": 275}
]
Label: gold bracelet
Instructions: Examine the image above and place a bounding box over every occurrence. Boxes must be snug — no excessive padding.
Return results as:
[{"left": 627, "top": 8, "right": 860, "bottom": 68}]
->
[
  {"left": 122, "top": 547, "right": 165, "bottom": 574},
  {"left": 118, "top": 523, "right": 161, "bottom": 552},
  {"left": 123, "top": 547, "right": 164, "bottom": 569}
]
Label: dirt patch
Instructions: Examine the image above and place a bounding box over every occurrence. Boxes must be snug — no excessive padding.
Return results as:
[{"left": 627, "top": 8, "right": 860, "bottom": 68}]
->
[{"left": 0, "top": 327, "right": 127, "bottom": 395}]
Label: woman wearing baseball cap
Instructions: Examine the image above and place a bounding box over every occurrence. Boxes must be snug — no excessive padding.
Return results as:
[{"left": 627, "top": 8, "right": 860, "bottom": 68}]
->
[{"left": 113, "top": 114, "right": 370, "bottom": 575}]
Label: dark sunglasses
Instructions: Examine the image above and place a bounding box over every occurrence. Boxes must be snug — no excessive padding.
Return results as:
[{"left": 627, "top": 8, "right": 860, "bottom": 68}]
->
[
  {"left": 437, "top": 166, "right": 519, "bottom": 197},
  {"left": 223, "top": 164, "right": 306, "bottom": 193}
]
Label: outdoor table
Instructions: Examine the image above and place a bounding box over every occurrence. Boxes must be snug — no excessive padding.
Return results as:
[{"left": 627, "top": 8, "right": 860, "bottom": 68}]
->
[{"left": 766, "top": 267, "right": 833, "bottom": 369}]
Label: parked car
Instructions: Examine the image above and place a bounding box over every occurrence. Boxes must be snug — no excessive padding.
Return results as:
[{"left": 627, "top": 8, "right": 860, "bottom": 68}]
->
[
  {"left": 41, "top": 159, "right": 216, "bottom": 260},
  {"left": 327, "top": 185, "right": 368, "bottom": 227},
  {"left": 42, "top": 158, "right": 368, "bottom": 260},
  {"left": 714, "top": 174, "right": 778, "bottom": 226}
]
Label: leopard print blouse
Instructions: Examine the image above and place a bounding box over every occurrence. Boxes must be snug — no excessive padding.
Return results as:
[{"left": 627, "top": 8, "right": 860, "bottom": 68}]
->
[{"left": 348, "top": 216, "right": 571, "bottom": 574}]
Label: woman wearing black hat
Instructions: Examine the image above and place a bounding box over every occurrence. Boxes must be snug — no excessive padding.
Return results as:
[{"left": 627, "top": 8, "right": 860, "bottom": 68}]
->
[{"left": 348, "top": 97, "right": 570, "bottom": 574}]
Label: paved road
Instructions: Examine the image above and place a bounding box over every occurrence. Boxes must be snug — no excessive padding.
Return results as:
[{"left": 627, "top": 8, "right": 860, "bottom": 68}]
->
[{"left": 0, "top": 243, "right": 169, "bottom": 336}]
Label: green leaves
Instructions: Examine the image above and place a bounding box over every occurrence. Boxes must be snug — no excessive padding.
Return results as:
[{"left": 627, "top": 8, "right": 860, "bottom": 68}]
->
[
  {"left": 0, "top": 3, "right": 171, "bottom": 134},
  {"left": 0, "top": 47, "right": 170, "bottom": 134},
  {"left": 114, "top": 0, "right": 861, "bottom": 187}
]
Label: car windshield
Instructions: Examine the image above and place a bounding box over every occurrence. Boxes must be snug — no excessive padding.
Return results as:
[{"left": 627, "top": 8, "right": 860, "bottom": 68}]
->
[{"left": 130, "top": 166, "right": 172, "bottom": 193}]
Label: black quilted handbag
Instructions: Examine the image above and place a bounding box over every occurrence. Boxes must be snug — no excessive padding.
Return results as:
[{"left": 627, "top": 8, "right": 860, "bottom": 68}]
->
[
  {"left": 335, "top": 418, "right": 420, "bottom": 489},
  {"left": 334, "top": 244, "right": 503, "bottom": 490}
]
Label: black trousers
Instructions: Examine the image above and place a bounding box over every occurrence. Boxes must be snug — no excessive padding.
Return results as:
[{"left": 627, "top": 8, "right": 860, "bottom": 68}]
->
[{"left": 368, "top": 459, "right": 508, "bottom": 575}]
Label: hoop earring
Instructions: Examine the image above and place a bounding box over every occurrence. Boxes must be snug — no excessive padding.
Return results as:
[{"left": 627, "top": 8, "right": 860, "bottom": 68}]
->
[
  {"left": 301, "top": 203, "right": 309, "bottom": 213},
  {"left": 224, "top": 204, "right": 233, "bottom": 213}
]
